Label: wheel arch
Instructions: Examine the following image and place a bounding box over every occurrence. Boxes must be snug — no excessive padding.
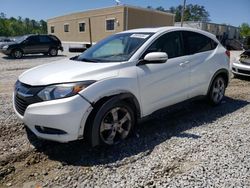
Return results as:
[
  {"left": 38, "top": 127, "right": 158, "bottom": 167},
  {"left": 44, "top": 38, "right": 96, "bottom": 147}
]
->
[
  {"left": 207, "top": 68, "right": 229, "bottom": 95},
  {"left": 83, "top": 92, "right": 141, "bottom": 146},
  {"left": 11, "top": 48, "right": 24, "bottom": 54}
]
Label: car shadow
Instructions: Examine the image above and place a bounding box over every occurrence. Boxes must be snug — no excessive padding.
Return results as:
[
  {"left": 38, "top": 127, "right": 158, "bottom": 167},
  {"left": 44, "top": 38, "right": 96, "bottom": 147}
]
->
[
  {"left": 2, "top": 54, "right": 66, "bottom": 60},
  {"left": 27, "top": 96, "right": 249, "bottom": 167}
]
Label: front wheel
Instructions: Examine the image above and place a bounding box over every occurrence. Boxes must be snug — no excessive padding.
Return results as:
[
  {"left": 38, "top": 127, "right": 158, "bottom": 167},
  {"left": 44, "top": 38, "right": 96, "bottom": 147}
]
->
[
  {"left": 207, "top": 76, "right": 226, "bottom": 105},
  {"left": 12, "top": 49, "right": 23, "bottom": 59},
  {"left": 87, "top": 99, "right": 135, "bottom": 147}
]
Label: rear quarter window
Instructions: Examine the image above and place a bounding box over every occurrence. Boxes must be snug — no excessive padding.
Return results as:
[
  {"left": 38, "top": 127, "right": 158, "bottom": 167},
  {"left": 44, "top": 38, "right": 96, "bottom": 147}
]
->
[
  {"left": 49, "top": 35, "right": 60, "bottom": 43},
  {"left": 183, "top": 31, "right": 218, "bottom": 55},
  {"left": 39, "top": 36, "right": 52, "bottom": 43}
]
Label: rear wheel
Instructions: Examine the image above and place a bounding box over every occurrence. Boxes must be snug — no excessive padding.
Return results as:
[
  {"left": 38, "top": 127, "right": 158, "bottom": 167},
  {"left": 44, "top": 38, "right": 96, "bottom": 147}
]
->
[
  {"left": 207, "top": 76, "right": 226, "bottom": 105},
  {"left": 48, "top": 48, "right": 58, "bottom": 56},
  {"left": 87, "top": 99, "right": 135, "bottom": 147},
  {"left": 12, "top": 49, "right": 23, "bottom": 59}
]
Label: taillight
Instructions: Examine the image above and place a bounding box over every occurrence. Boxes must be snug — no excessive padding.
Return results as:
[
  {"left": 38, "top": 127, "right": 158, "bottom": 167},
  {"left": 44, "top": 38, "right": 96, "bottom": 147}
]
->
[{"left": 225, "top": 50, "right": 230, "bottom": 58}]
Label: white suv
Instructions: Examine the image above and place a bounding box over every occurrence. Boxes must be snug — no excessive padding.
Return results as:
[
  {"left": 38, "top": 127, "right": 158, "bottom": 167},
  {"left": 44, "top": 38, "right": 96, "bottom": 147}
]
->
[{"left": 13, "top": 27, "right": 230, "bottom": 146}]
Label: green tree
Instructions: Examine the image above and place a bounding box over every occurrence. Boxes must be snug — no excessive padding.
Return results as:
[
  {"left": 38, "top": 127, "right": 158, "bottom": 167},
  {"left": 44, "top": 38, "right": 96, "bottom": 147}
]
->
[
  {"left": 156, "top": 6, "right": 167, "bottom": 12},
  {"left": 169, "top": 4, "right": 210, "bottom": 22},
  {"left": 239, "top": 23, "right": 250, "bottom": 37},
  {"left": 0, "top": 12, "right": 47, "bottom": 37}
]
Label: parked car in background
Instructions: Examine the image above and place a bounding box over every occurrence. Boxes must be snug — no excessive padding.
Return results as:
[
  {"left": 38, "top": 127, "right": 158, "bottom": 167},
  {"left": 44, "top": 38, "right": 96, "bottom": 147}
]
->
[
  {"left": 225, "top": 39, "right": 243, "bottom": 51},
  {"left": 13, "top": 27, "right": 230, "bottom": 147},
  {"left": 0, "top": 34, "right": 63, "bottom": 58},
  {"left": 232, "top": 50, "right": 250, "bottom": 77},
  {"left": 0, "top": 37, "right": 15, "bottom": 47}
]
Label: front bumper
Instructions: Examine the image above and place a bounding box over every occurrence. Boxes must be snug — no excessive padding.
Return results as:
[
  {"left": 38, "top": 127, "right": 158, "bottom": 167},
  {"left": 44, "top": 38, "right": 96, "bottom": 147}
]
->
[
  {"left": 232, "top": 61, "right": 250, "bottom": 76},
  {"left": 0, "top": 48, "right": 11, "bottom": 55},
  {"left": 59, "top": 46, "right": 64, "bottom": 51},
  {"left": 13, "top": 94, "right": 92, "bottom": 142}
]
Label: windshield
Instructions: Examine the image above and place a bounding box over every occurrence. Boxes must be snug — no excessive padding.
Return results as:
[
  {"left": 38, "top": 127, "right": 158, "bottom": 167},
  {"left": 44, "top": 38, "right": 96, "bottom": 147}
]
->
[{"left": 76, "top": 32, "right": 153, "bottom": 63}]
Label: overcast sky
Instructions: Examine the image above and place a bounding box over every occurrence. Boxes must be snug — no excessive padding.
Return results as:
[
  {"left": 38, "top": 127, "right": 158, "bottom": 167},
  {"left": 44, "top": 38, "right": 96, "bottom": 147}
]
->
[{"left": 1, "top": 0, "right": 249, "bottom": 26}]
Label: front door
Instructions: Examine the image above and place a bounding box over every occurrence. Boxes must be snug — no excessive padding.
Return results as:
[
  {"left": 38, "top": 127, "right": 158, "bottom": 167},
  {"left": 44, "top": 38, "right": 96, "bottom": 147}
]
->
[
  {"left": 136, "top": 31, "right": 190, "bottom": 116},
  {"left": 22, "top": 36, "right": 41, "bottom": 54}
]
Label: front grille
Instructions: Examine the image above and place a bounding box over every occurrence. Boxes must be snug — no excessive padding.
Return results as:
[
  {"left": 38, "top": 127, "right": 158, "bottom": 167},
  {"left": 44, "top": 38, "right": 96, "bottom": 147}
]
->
[
  {"left": 15, "top": 94, "right": 29, "bottom": 116},
  {"left": 238, "top": 69, "right": 250, "bottom": 75},
  {"left": 240, "top": 61, "right": 250, "bottom": 66},
  {"left": 14, "top": 81, "right": 43, "bottom": 116}
]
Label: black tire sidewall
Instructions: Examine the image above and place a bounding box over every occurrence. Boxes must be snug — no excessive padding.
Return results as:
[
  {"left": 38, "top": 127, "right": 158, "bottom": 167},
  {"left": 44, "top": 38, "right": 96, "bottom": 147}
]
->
[{"left": 89, "top": 98, "right": 135, "bottom": 147}]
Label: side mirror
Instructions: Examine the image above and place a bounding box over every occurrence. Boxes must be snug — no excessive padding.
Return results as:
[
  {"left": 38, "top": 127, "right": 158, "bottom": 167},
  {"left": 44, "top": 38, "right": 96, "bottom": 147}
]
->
[{"left": 143, "top": 52, "right": 168, "bottom": 64}]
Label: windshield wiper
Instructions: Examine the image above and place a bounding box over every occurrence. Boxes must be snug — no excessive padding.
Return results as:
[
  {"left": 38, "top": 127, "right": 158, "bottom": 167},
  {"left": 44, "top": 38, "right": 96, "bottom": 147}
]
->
[{"left": 77, "top": 58, "right": 98, "bottom": 62}]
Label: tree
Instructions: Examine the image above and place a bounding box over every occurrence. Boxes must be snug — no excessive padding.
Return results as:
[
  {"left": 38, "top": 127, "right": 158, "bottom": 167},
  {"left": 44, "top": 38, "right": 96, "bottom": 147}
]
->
[
  {"left": 0, "top": 13, "right": 47, "bottom": 37},
  {"left": 156, "top": 6, "right": 167, "bottom": 12},
  {"left": 239, "top": 23, "right": 250, "bottom": 37},
  {"left": 169, "top": 4, "right": 210, "bottom": 22}
]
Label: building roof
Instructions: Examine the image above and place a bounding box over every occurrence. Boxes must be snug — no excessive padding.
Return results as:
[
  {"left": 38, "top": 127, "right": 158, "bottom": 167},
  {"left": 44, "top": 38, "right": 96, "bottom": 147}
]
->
[{"left": 47, "top": 5, "right": 174, "bottom": 21}]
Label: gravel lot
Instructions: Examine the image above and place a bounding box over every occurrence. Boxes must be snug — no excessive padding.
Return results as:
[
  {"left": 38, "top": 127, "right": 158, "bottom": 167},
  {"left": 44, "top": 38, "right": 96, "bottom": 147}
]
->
[{"left": 0, "top": 52, "right": 250, "bottom": 188}]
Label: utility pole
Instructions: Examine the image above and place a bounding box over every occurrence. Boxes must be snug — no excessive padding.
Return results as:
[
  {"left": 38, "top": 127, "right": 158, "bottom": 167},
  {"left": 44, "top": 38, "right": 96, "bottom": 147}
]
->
[
  {"left": 180, "top": 0, "right": 186, "bottom": 27},
  {"left": 88, "top": 18, "right": 92, "bottom": 46}
]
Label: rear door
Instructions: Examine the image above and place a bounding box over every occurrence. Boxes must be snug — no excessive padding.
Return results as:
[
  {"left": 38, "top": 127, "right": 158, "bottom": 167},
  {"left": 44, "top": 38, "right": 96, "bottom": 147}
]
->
[
  {"left": 39, "top": 35, "right": 52, "bottom": 53},
  {"left": 182, "top": 31, "right": 218, "bottom": 98},
  {"left": 136, "top": 31, "right": 190, "bottom": 116}
]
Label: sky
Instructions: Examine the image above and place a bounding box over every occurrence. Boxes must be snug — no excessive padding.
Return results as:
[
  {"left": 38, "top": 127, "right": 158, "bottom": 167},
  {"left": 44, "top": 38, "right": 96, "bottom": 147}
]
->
[{"left": 0, "top": 0, "right": 249, "bottom": 27}]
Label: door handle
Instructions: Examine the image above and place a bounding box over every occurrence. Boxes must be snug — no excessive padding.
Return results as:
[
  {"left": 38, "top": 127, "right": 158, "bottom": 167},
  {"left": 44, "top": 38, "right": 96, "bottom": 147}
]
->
[{"left": 179, "top": 61, "right": 190, "bottom": 67}]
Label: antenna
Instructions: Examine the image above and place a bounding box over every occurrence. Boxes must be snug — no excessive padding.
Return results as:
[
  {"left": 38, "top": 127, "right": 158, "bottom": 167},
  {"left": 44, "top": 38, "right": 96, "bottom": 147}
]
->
[{"left": 115, "top": 0, "right": 121, "bottom": 5}]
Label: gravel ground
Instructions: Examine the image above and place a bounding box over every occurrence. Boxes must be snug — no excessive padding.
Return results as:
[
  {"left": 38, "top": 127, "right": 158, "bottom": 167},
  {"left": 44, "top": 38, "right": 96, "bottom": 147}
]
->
[{"left": 0, "top": 52, "right": 250, "bottom": 188}]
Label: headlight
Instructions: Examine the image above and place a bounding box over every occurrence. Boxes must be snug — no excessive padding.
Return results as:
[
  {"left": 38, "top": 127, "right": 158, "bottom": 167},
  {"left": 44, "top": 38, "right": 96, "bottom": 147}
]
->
[
  {"left": 2, "top": 45, "right": 9, "bottom": 49},
  {"left": 37, "top": 81, "right": 95, "bottom": 101}
]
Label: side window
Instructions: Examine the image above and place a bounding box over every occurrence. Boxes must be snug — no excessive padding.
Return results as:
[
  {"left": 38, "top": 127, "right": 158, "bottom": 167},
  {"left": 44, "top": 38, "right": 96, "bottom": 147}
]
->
[
  {"left": 39, "top": 36, "right": 51, "bottom": 43},
  {"left": 183, "top": 31, "right": 217, "bottom": 55},
  {"left": 79, "top": 22, "right": 85, "bottom": 32},
  {"left": 50, "top": 26, "right": 55, "bottom": 33},
  {"left": 26, "top": 36, "right": 39, "bottom": 44},
  {"left": 143, "top": 31, "right": 184, "bottom": 59},
  {"left": 64, "top": 24, "right": 69, "bottom": 32},
  {"left": 106, "top": 19, "right": 115, "bottom": 31}
]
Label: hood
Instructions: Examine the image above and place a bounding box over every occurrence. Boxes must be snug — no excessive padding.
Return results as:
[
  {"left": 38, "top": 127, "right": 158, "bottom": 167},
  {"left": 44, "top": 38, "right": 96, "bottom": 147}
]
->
[
  {"left": 0, "top": 42, "right": 17, "bottom": 48},
  {"left": 19, "top": 58, "right": 121, "bottom": 86}
]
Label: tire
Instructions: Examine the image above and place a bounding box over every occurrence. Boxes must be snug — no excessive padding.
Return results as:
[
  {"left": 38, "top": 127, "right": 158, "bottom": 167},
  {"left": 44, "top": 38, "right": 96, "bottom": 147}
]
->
[
  {"left": 11, "top": 49, "right": 23, "bottom": 59},
  {"left": 87, "top": 98, "right": 135, "bottom": 147},
  {"left": 48, "top": 48, "right": 58, "bottom": 56},
  {"left": 207, "top": 76, "right": 226, "bottom": 105}
]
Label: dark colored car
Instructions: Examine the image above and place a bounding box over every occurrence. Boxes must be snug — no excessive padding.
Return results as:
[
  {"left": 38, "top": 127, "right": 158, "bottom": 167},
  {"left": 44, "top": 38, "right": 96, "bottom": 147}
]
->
[
  {"left": 0, "top": 37, "right": 15, "bottom": 47},
  {"left": 0, "top": 34, "right": 63, "bottom": 59}
]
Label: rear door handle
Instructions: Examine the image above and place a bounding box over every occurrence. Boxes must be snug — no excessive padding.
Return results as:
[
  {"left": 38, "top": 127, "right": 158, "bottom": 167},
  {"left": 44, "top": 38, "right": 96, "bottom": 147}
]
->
[{"left": 179, "top": 61, "right": 190, "bottom": 67}]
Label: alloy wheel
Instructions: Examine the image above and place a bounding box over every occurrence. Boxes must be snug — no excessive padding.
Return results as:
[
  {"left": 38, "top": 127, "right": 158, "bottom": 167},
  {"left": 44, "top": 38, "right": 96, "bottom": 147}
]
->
[
  {"left": 100, "top": 107, "right": 132, "bottom": 145},
  {"left": 14, "top": 50, "right": 23, "bottom": 58},
  {"left": 211, "top": 77, "right": 225, "bottom": 103}
]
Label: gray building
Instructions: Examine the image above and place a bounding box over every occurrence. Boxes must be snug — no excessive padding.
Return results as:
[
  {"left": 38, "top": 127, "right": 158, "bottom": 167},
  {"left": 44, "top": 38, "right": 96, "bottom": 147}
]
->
[{"left": 175, "top": 21, "right": 240, "bottom": 40}]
